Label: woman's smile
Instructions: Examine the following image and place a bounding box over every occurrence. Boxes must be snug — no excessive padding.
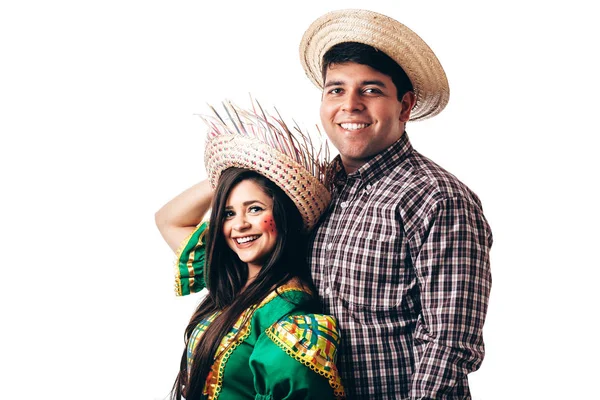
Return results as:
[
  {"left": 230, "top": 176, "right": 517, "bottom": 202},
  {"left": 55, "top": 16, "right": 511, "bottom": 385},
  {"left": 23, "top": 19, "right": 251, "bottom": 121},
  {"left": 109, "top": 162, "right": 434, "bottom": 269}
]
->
[{"left": 223, "top": 180, "right": 278, "bottom": 271}]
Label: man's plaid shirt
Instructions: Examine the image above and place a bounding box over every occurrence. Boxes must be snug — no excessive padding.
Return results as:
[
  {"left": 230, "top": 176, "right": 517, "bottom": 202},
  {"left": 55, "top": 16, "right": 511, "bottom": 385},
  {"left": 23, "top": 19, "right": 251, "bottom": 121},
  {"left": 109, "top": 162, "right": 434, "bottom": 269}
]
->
[{"left": 308, "top": 133, "right": 492, "bottom": 399}]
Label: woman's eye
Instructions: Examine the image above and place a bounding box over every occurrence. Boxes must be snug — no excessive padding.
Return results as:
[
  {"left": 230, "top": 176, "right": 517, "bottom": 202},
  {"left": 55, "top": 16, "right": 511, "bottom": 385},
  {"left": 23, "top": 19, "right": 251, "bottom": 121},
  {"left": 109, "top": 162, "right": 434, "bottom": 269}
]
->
[
  {"left": 249, "top": 206, "right": 263, "bottom": 213},
  {"left": 224, "top": 210, "right": 234, "bottom": 218}
]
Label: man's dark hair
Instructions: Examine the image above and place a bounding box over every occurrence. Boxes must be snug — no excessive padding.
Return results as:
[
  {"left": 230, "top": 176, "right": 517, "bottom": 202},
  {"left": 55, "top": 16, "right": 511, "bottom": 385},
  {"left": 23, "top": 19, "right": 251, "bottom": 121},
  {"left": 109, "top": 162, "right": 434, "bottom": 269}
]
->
[{"left": 322, "top": 42, "right": 414, "bottom": 100}]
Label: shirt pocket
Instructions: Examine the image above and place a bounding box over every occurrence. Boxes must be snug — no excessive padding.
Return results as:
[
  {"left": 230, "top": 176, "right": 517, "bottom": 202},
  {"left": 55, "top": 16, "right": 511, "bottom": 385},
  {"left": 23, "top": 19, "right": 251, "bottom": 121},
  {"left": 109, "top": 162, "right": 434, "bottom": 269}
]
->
[{"left": 333, "top": 236, "right": 408, "bottom": 311}]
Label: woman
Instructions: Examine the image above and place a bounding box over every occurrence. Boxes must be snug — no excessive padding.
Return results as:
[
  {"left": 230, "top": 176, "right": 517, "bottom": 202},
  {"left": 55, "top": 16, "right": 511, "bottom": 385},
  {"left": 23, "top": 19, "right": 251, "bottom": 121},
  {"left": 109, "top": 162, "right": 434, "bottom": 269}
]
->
[{"left": 155, "top": 102, "right": 344, "bottom": 400}]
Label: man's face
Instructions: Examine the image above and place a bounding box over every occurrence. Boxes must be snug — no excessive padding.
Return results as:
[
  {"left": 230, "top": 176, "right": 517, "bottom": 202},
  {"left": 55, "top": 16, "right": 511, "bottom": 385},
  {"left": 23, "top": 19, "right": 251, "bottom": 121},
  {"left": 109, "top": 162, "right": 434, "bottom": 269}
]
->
[{"left": 320, "top": 62, "right": 414, "bottom": 173}]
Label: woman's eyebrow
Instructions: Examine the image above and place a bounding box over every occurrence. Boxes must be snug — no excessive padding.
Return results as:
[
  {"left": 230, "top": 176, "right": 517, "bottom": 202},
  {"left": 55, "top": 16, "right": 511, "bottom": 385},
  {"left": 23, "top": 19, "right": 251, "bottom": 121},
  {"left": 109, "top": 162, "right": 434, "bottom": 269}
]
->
[
  {"left": 225, "top": 200, "right": 266, "bottom": 208},
  {"left": 242, "top": 200, "right": 266, "bottom": 206}
]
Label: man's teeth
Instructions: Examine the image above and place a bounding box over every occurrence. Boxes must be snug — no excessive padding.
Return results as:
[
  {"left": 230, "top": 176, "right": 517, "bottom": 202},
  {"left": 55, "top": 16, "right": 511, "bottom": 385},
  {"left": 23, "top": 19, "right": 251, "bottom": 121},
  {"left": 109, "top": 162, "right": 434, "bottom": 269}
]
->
[
  {"left": 236, "top": 236, "right": 259, "bottom": 244},
  {"left": 340, "top": 123, "right": 369, "bottom": 130}
]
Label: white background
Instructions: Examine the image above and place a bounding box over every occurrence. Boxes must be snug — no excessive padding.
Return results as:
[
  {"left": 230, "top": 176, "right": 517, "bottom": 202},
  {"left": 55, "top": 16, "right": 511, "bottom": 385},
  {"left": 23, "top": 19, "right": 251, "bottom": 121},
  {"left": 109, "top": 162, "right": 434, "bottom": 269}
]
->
[{"left": 1, "top": 1, "right": 598, "bottom": 399}]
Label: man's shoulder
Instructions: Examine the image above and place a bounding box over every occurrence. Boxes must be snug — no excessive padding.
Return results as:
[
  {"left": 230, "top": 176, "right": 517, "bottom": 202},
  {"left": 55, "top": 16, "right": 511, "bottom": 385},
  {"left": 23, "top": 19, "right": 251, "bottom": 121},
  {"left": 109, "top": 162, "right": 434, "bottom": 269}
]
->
[
  {"left": 377, "top": 150, "right": 485, "bottom": 235},
  {"left": 403, "top": 150, "right": 482, "bottom": 204}
]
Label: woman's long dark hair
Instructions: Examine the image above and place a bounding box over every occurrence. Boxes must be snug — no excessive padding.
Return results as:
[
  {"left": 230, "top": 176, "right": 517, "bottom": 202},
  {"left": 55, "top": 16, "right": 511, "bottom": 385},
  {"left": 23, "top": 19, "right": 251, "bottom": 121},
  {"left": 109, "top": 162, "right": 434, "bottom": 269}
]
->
[{"left": 171, "top": 168, "right": 317, "bottom": 400}]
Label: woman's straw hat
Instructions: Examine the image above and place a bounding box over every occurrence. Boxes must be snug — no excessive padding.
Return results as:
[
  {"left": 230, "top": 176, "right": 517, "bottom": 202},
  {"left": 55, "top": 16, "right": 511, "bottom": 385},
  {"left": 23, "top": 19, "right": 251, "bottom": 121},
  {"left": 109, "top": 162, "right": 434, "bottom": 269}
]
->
[
  {"left": 299, "top": 9, "right": 449, "bottom": 121},
  {"left": 201, "top": 101, "right": 331, "bottom": 230}
]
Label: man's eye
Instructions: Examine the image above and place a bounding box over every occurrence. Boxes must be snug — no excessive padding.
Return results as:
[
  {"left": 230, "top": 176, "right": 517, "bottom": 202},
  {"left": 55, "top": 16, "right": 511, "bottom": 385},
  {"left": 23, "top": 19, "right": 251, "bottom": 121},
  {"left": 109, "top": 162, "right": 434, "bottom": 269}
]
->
[
  {"left": 364, "top": 88, "right": 382, "bottom": 94},
  {"left": 328, "top": 88, "right": 343, "bottom": 95}
]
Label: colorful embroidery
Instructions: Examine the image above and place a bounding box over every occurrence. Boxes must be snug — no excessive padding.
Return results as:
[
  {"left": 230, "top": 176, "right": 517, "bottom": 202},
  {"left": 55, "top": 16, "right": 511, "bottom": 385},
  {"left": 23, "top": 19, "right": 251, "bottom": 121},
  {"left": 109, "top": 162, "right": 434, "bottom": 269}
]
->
[
  {"left": 203, "top": 304, "right": 257, "bottom": 399},
  {"left": 266, "top": 314, "right": 346, "bottom": 399},
  {"left": 187, "top": 284, "right": 312, "bottom": 399},
  {"left": 187, "top": 311, "right": 219, "bottom": 376},
  {"left": 174, "top": 221, "right": 208, "bottom": 296}
]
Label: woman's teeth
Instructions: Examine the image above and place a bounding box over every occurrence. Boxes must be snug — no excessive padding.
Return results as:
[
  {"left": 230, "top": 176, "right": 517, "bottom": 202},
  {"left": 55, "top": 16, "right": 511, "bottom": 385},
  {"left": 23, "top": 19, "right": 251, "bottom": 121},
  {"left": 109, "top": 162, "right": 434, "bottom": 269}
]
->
[{"left": 236, "top": 235, "right": 259, "bottom": 244}]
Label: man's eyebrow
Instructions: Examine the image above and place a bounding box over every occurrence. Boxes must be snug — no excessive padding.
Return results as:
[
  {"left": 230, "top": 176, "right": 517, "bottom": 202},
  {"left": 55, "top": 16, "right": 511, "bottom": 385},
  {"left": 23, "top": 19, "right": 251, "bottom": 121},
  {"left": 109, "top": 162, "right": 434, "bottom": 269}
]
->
[
  {"left": 323, "top": 79, "right": 388, "bottom": 88},
  {"left": 362, "top": 79, "right": 387, "bottom": 87},
  {"left": 324, "top": 80, "right": 344, "bottom": 88}
]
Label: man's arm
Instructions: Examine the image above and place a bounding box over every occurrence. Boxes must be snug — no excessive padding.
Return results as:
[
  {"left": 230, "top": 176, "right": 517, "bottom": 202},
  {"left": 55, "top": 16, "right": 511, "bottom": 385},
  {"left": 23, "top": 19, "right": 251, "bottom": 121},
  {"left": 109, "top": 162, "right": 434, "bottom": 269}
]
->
[{"left": 409, "top": 196, "right": 492, "bottom": 399}]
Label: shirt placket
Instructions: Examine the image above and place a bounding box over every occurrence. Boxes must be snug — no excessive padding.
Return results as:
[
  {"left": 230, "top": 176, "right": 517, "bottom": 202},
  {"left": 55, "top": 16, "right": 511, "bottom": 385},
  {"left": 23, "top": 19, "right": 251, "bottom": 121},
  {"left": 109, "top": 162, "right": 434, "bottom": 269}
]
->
[{"left": 322, "top": 176, "right": 361, "bottom": 302}]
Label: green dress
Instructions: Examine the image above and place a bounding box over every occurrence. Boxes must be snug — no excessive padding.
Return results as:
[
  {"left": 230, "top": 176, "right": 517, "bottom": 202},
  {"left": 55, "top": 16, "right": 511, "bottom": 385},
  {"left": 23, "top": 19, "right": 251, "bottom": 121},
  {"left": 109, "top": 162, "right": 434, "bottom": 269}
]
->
[{"left": 174, "top": 222, "right": 345, "bottom": 400}]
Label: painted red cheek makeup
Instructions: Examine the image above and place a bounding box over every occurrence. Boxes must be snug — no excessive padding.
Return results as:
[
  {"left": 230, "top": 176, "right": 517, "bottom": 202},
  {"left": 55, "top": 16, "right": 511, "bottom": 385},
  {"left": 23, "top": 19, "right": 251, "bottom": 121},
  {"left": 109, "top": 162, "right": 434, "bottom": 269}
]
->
[{"left": 261, "top": 218, "right": 277, "bottom": 234}]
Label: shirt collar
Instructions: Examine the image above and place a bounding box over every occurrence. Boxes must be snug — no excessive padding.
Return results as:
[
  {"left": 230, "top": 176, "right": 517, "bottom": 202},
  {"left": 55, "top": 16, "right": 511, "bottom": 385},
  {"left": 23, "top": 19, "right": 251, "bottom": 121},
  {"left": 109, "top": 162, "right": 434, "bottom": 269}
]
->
[{"left": 326, "top": 132, "right": 414, "bottom": 189}]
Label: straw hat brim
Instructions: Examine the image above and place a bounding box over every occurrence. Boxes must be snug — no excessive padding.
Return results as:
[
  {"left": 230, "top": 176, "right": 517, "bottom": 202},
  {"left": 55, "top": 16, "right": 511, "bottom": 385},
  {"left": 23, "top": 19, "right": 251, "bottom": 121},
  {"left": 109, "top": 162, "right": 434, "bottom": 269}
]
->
[
  {"left": 299, "top": 9, "right": 450, "bottom": 121},
  {"left": 204, "top": 135, "right": 331, "bottom": 231}
]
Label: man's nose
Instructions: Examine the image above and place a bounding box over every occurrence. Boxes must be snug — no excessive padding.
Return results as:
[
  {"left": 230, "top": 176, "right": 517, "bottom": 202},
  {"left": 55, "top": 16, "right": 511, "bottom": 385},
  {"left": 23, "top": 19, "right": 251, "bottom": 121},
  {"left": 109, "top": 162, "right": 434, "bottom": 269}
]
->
[{"left": 341, "top": 91, "right": 365, "bottom": 112}]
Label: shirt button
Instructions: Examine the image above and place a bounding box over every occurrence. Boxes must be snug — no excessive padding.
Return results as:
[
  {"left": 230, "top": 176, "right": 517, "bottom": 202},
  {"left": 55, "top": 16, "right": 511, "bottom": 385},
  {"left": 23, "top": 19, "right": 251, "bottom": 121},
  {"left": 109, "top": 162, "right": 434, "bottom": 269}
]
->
[
  {"left": 340, "top": 201, "right": 348, "bottom": 208},
  {"left": 325, "top": 287, "right": 332, "bottom": 295},
  {"left": 366, "top": 184, "right": 372, "bottom": 190},
  {"left": 327, "top": 243, "right": 333, "bottom": 250}
]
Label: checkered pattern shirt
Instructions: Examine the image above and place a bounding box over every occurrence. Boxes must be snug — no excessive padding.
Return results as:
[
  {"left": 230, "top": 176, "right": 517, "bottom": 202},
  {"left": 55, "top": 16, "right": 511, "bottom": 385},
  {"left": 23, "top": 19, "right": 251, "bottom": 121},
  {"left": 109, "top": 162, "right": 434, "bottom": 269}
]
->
[{"left": 308, "top": 133, "right": 492, "bottom": 399}]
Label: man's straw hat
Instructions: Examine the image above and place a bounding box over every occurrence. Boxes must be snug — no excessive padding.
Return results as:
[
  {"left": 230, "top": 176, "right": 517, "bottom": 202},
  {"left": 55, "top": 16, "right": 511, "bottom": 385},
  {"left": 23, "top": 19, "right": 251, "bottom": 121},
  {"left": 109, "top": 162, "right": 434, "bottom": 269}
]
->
[
  {"left": 201, "top": 101, "right": 331, "bottom": 230},
  {"left": 300, "top": 9, "right": 449, "bottom": 121}
]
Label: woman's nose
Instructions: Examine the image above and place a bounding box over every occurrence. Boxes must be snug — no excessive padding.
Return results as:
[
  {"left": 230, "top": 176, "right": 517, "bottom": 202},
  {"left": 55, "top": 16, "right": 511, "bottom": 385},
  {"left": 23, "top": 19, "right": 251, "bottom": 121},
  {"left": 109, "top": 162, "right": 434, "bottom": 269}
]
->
[{"left": 232, "top": 215, "right": 251, "bottom": 231}]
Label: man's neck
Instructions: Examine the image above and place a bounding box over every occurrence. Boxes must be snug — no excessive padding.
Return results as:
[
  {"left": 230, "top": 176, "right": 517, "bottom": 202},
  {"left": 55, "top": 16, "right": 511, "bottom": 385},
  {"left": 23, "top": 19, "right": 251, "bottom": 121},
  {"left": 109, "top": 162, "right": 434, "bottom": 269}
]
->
[
  {"left": 339, "top": 131, "right": 410, "bottom": 175},
  {"left": 340, "top": 157, "right": 366, "bottom": 175}
]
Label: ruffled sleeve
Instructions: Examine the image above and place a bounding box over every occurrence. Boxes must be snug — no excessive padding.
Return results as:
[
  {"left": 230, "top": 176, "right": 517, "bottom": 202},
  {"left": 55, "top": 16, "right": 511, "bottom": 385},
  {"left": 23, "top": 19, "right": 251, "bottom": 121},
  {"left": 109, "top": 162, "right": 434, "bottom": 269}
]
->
[
  {"left": 174, "top": 221, "right": 208, "bottom": 296},
  {"left": 249, "top": 314, "right": 346, "bottom": 399}
]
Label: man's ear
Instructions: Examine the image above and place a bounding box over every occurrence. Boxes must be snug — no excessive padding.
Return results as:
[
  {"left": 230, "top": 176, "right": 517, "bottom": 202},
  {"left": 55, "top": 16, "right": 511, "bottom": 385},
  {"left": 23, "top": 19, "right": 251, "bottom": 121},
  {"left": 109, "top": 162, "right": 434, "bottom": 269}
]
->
[{"left": 399, "top": 91, "right": 416, "bottom": 122}]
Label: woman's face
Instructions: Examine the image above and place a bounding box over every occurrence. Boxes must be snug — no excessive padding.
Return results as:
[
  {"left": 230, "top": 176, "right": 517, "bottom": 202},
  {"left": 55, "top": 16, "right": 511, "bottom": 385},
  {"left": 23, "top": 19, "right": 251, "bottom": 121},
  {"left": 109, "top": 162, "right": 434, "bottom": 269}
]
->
[{"left": 222, "top": 179, "right": 278, "bottom": 271}]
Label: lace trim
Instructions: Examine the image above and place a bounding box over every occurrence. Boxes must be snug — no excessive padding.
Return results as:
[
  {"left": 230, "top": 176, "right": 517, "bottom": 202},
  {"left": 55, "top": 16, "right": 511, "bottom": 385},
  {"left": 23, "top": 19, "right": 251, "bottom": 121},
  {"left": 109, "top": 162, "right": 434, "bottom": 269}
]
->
[
  {"left": 265, "top": 316, "right": 345, "bottom": 399},
  {"left": 203, "top": 284, "right": 311, "bottom": 399},
  {"left": 205, "top": 305, "right": 255, "bottom": 399}
]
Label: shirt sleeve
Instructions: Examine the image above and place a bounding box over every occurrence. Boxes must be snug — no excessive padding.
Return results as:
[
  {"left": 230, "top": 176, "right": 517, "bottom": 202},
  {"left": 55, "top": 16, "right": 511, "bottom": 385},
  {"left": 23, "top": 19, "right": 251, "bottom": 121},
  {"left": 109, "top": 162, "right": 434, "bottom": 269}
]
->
[
  {"left": 408, "top": 196, "right": 492, "bottom": 399},
  {"left": 249, "top": 314, "right": 346, "bottom": 400},
  {"left": 174, "top": 221, "right": 208, "bottom": 296}
]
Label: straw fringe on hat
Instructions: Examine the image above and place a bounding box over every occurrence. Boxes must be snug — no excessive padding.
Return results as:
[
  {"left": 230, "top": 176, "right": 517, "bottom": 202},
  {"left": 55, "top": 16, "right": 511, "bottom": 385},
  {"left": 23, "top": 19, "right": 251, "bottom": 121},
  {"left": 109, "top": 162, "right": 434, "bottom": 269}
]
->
[
  {"left": 201, "top": 101, "right": 331, "bottom": 230},
  {"left": 299, "top": 9, "right": 449, "bottom": 121}
]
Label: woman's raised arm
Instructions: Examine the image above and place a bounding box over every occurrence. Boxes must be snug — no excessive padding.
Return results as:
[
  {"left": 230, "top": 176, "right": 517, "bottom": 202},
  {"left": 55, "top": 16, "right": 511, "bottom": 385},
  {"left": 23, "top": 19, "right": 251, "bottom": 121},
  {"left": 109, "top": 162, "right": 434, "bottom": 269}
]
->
[{"left": 155, "top": 179, "right": 214, "bottom": 252}]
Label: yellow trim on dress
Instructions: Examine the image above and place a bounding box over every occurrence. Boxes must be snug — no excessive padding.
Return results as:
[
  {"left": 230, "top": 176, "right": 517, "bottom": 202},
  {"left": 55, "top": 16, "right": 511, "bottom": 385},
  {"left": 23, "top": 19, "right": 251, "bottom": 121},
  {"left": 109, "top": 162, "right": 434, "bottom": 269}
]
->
[
  {"left": 173, "top": 221, "right": 208, "bottom": 296},
  {"left": 201, "top": 283, "right": 312, "bottom": 399},
  {"left": 265, "top": 315, "right": 346, "bottom": 399}
]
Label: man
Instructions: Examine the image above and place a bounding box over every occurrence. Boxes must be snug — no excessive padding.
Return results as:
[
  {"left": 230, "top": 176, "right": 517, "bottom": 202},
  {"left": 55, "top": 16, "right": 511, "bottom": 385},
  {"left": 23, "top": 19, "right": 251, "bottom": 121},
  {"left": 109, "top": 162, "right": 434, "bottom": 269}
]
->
[{"left": 300, "top": 9, "right": 493, "bottom": 399}]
